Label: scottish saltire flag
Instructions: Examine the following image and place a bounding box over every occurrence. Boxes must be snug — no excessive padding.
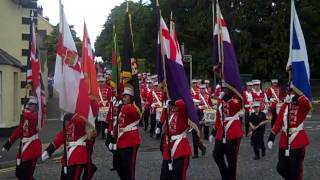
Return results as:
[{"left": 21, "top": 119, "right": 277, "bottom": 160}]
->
[
  {"left": 159, "top": 16, "right": 199, "bottom": 124},
  {"left": 212, "top": 2, "right": 242, "bottom": 99},
  {"left": 28, "top": 12, "right": 46, "bottom": 130},
  {"left": 287, "top": 0, "right": 312, "bottom": 101}
]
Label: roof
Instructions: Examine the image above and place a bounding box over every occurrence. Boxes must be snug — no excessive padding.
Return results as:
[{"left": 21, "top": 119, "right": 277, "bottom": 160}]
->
[{"left": 0, "top": 49, "right": 23, "bottom": 68}]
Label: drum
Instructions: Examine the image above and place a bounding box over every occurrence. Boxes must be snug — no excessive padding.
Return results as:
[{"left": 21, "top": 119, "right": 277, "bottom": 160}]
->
[
  {"left": 276, "top": 103, "right": 283, "bottom": 114},
  {"left": 156, "top": 108, "right": 163, "bottom": 122},
  {"left": 203, "top": 109, "right": 215, "bottom": 124},
  {"left": 98, "top": 106, "right": 109, "bottom": 121}
]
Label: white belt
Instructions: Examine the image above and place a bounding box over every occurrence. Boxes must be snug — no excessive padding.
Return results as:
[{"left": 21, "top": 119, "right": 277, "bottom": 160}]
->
[
  {"left": 170, "top": 130, "right": 188, "bottom": 157},
  {"left": 224, "top": 113, "right": 240, "bottom": 121},
  {"left": 21, "top": 133, "right": 39, "bottom": 154},
  {"left": 67, "top": 135, "right": 87, "bottom": 161},
  {"left": 21, "top": 133, "right": 39, "bottom": 143},
  {"left": 282, "top": 123, "right": 304, "bottom": 145},
  {"left": 222, "top": 112, "right": 240, "bottom": 143},
  {"left": 118, "top": 120, "right": 139, "bottom": 138}
]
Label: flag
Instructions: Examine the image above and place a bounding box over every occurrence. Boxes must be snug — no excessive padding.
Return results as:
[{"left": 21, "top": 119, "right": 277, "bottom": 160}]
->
[
  {"left": 121, "top": 7, "right": 142, "bottom": 113},
  {"left": 213, "top": 2, "right": 242, "bottom": 99},
  {"left": 28, "top": 12, "right": 46, "bottom": 130},
  {"left": 111, "top": 25, "right": 121, "bottom": 97},
  {"left": 287, "top": 0, "right": 312, "bottom": 101},
  {"left": 156, "top": 0, "right": 164, "bottom": 84},
  {"left": 54, "top": 1, "right": 90, "bottom": 119},
  {"left": 82, "top": 22, "right": 100, "bottom": 121},
  {"left": 159, "top": 16, "right": 199, "bottom": 124}
]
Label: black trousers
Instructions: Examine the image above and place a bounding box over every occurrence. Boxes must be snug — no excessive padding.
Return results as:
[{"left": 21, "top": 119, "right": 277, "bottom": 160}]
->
[
  {"left": 160, "top": 156, "right": 190, "bottom": 180},
  {"left": 277, "top": 148, "right": 306, "bottom": 180},
  {"left": 213, "top": 138, "right": 241, "bottom": 180},
  {"left": 271, "top": 108, "right": 277, "bottom": 128},
  {"left": 251, "top": 128, "right": 266, "bottom": 157},
  {"left": 244, "top": 112, "right": 250, "bottom": 136},
  {"left": 15, "top": 159, "right": 37, "bottom": 180},
  {"left": 144, "top": 108, "right": 150, "bottom": 129},
  {"left": 150, "top": 113, "right": 156, "bottom": 136},
  {"left": 192, "top": 129, "right": 206, "bottom": 156},
  {"left": 95, "top": 120, "right": 107, "bottom": 138},
  {"left": 60, "top": 164, "right": 86, "bottom": 180},
  {"left": 115, "top": 146, "right": 139, "bottom": 180},
  {"left": 198, "top": 109, "right": 209, "bottom": 140}
]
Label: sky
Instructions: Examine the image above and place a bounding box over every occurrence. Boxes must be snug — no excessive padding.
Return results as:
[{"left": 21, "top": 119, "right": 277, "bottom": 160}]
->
[{"left": 37, "top": 0, "right": 141, "bottom": 45}]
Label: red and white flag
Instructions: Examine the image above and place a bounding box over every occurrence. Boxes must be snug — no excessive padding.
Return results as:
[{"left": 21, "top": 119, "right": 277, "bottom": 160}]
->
[
  {"left": 54, "top": 1, "right": 90, "bottom": 119},
  {"left": 28, "top": 14, "right": 46, "bottom": 130}
]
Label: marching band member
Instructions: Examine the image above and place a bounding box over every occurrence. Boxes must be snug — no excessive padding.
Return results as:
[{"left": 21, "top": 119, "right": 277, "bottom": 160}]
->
[
  {"left": 267, "top": 87, "right": 311, "bottom": 180},
  {"left": 210, "top": 82, "right": 243, "bottom": 180},
  {"left": 159, "top": 99, "right": 192, "bottom": 180},
  {"left": 2, "top": 96, "right": 42, "bottom": 180},
  {"left": 204, "top": 80, "right": 213, "bottom": 97},
  {"left": 143, "top": 80, "right": 152, "bottom": 131},
  {"left": 114, "top": 86, "right": 141, "bottom": 180},
  {"left": 42, "top": 113, "right": 96, "bottom": 180},
  {"left": 145, "top": 82, "right": 164, "bottom": 138},
  {"left": 251, "top": 80, "right": 269, "bottom": 114},
  {"left": 244, "top": 81, "right": 253, "bottom": 136},
  {"left": 266, "top": 79, "right": 283, "bottom": 127},
  {"left": 199, "top": 85, "right": 213, "bottom": 140}
]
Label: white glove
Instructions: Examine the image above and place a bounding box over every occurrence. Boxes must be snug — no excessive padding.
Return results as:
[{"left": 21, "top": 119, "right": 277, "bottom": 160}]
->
[
  {"left": 284, "top": 95, "right": 292, "bottom": 103},
  {"left": 151, "top": 103, "right": 155, "bottom": 108},
  {"left": 41, "top": 151, "right": 49, "bottom": 161},
  {"left": 219, "top": 92, "right": 225, "bottom": 99},
  {"left": 1, "top": 147, "right": 6, "bottom": 152},
  {"left": 108, "top": 143, "right": 113, "bottom": 150},
  {"left": 165, "top": 100, "right": 171, "bottom": 108},
  {"left": 155, "top": 127, "right": 161, "bottom": 135},
  {"left": 267, "top": 141, "right": 273, "bottom": 149},
  {"left": 104, "top": 128, "right": 108, "bottom": 135},
  {"left": 209, "top": 135, "right": 214, "bottom": 144}
]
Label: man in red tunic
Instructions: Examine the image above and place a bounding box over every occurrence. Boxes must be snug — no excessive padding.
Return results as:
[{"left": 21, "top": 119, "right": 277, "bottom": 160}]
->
[
  {"left": 243, "top": 81, "right": 253, "bottom": 136},
  {"left": 266, "top": 79, "right": 283, "bottom": 127},
  {"left": 2, "top": 96, "right": 42, "bottom": 180},
  {"left": 159, "top": 99, "right": 192, "bottom": 180},
  {"left": 145, "top": 82, "right": 164, "bottom": 138},
  {"left": 210, "top": 84, "right": 243, "bottom": 180},
  {"left": 114, "top": 86, "right": 141, "bottom": 180},
  {"left": 42, "top": 113, "right": 95, "bottom": 180},
  {"left": 251, "top": 80, "right": 269, "bottom": 114},
  {"left": 267, "top": 87, "right": 311, "bottom": 180}
]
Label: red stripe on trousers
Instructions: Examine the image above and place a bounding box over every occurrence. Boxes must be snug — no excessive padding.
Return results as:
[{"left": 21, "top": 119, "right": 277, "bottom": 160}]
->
[
  {"left": 131, "top": 146, "right": 137, "bottom": 180},
  {"left": 182, "top": 157, "right": 188, "bottom": 180}
]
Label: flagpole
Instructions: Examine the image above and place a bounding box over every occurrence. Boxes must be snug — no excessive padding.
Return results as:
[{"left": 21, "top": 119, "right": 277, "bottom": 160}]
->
[{"left": 157, "top": 0, "right": 174, "bottom": 171}]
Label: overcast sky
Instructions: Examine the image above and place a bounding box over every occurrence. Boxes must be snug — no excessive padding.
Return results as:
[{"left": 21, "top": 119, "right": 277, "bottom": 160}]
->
[{"left": 38, "top": 0, "right": 141, "bottom": 45}]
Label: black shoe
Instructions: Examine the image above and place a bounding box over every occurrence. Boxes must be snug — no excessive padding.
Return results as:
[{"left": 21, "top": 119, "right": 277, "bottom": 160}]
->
[
  {"left": 192, "top": 155, "right": 199, "bottom": 159},
  {"left": 201, "top": 148, "right": 206, "bottom": 156},
  {"left": 254, "top": 156, "right": 260, "bottom": 160},
  {"left": 262, "top": 151, "right": 266, "bottom": 157}
]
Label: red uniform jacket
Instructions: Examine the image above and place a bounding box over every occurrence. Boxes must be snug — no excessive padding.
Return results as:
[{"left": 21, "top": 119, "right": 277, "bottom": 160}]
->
[
  {"left": 160, "top": 100, "right": 192, "bottom": 160},
  {"left": 206, "top": 87, "right": 213, "bottom": 97},
  {"left": 266, "top": 86, "right": 282, "bottom": 109},
  {"left": 116, "top": 104, "right": 141, "bottom": 149},
  {"left": 199, "top": 92, "right": 213, "bottom": 109},
  {"left": 214, "top": 96, "right": 243, "bottom": 141},
  {"left": 252, "top": 90, "right": 268, "bottom": 112},
  {"left": 9, "top": 110, "right": 42, "bottom": 161},
  {"left": 271, "top": 95, "right": 311, "bottom": 149},
  {"left": 145, "top": 90, "right": 164, "bottom": 114},
  {"left": 106, "top": 100, "right": 121, "bottom": 135},
  {"left": 191, "top": 87, "right": 200, "bottom": 100},
  {"left": 214, "top": 84, "right": 221, "bottom": 100},
  {"left": 99, "top": 83, "right": 112, "bottom": 107},
  {"left": 140, "top": 83, "right": 149, "bottom": 102},
  {"left": 52, "top": 114, "right": 88, "bottom": 166}
]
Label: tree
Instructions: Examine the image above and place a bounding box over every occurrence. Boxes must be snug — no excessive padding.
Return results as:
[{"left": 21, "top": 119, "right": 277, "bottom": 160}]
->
[{"left": 45, "top": 24, "right": 82, "bottom": 74}]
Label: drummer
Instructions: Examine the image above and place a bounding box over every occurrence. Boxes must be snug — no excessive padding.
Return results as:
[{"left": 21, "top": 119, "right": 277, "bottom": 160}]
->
[
  {"left": 145, "top": 81, "right": 164, "bottom": 138},
  {"left": 198, "top": 85, "right": 214, "bottom": 140}
]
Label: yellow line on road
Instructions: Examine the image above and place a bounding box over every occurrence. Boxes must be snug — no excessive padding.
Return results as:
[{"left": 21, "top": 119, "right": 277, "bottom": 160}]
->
[{"left": 0, "top": 166, "right": 16, "bottom": 173}]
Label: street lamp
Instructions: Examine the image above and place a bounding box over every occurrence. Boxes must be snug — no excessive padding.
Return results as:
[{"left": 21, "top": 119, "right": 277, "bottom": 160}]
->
[{"left": 181, "top": 43, "right": 192, "bottom": 85}]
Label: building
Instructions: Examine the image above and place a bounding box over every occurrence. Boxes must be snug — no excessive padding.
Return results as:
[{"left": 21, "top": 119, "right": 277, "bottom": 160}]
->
[{"left": 0, "top": 0, "right": 53, "bottom": 136}]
